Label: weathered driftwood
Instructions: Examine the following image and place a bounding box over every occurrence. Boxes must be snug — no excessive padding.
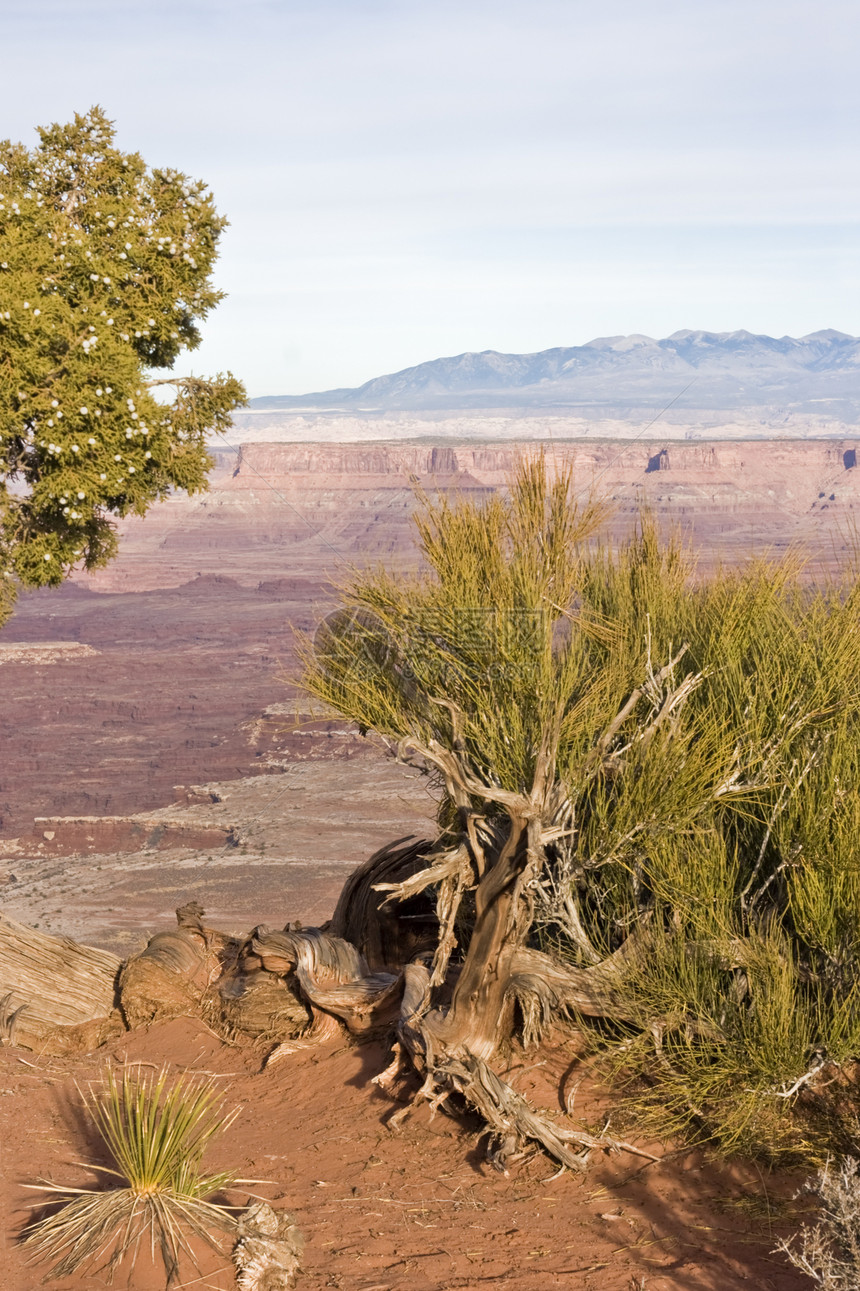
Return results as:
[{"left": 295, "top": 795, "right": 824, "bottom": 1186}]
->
[
  {"left": 119, "top": 902, "right": 233, "bottom": 1028},
  {"left": 327, "top": 836, "right": 439, "bottom": 970},
  {"left": 0, "top": 912, "right": 121, "bottom": 1050}
]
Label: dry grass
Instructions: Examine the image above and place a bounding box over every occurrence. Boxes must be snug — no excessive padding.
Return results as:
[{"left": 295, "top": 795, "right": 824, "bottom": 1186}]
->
[{"left": 778, "top": 1156, "right": 860, "bottom": 1288}]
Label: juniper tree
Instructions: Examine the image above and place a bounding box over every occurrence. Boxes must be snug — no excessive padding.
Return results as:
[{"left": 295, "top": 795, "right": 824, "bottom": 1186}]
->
[{"left": 0, "top": 107, "right": 245, "bottom": 623}]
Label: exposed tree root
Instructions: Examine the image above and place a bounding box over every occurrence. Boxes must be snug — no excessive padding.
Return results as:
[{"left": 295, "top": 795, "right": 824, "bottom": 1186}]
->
[
  {"left": 0, "top": 888, "right": 658, "bottom": 1173},
  {"left": 367, "top": 957, "right": 658, "bottom": 1174},
  {"left": 0, "top": 912, "right": 121, "bottom": 1049}
]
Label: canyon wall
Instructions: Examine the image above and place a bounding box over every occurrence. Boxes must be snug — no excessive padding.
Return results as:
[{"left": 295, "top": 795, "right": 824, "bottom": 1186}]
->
[
  {"left": 77, "top": 437, "right": 860, "bottom": 593},
  {"left": 3, "top": 436, "right": 859, "bottom": 837}
]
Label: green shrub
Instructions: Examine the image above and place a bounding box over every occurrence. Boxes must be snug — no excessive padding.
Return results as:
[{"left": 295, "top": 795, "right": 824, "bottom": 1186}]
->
[{"left": 303, "top": 455, "right": 860, "bottom": 1163}]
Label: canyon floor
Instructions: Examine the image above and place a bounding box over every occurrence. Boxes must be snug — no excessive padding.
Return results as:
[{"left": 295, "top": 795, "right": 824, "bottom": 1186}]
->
[
  {"left": 4, "top": 434, "right": 860, "bottom": 839},
  {"left": 0, "top": 760, "right": 437, "bottom": 956},
  {"left": 3, "top": 435, "right": 856, "bottom": 1288}
]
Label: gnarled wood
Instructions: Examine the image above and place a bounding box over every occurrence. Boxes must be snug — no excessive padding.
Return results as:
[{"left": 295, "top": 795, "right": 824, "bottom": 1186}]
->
[
  {"left": 298, "top": 970, "right": 403, "bottom": 1033},
  {"left": 373, "top": 840, "right": 474, "bottom": 986},
  {"left": 0, "top": 912, "right": 121, "bottom": 1050},
  {"left": 247, "top": 925, "right": 405, "bottom": 1042},
  {"left": 508, "top": 938, "right": 650, "bottom": 1033},
  {"left": 375, "top": 956, "right": 651, "bottom": 1174},
  {"left": 213, "top": 965, "right": 310, "bottom": 1044},
  {"left": 119, "top": 904, "right": 232, "bottom": 1028},
  {"left": 328, "top": 836, "right": 438, "bottom": 970},
  {"left": 248, "top": 926, "right": 368, "bottom": 982}
]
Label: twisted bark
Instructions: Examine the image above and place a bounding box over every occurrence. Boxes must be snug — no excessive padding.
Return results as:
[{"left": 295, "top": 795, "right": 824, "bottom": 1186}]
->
[{"left": 0, "top": 912, "right": 121, "bottom": 1050}]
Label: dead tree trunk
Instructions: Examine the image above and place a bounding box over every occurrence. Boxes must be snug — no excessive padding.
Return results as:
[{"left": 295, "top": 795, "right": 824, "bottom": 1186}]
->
[{"left": 0, "top": 912, "right": 121, "bottom": 1050}]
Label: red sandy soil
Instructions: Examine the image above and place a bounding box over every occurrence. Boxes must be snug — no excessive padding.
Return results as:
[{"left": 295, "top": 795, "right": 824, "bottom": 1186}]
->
[{"left": 0, "top": 1018, "right": 812, "bottom": 1291}]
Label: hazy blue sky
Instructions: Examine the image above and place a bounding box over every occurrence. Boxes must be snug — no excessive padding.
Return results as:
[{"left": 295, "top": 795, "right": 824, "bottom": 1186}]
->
[{"left": 4, "top": 0, "right": 857, "bottom": 395}]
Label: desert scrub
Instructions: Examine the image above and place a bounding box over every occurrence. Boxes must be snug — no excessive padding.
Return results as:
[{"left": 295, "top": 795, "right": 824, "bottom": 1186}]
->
[
  {"left": 301, "top": 454, "right": 860, "bottom": 1167},
  {"left": 778, "top": 1156, "right": 860, "bottom": 1288},
  {"left": 22, "top": 1065, "right": 238, "bottom": 1285},
  {"left": 576, "top": 552, "right": 860, "bottom": 1162}
]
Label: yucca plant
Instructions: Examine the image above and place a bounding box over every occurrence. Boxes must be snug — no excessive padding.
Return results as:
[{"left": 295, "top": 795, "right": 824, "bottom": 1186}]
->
[{"left": 23, "top": 1066, "right": 239, "bottom": 1285}]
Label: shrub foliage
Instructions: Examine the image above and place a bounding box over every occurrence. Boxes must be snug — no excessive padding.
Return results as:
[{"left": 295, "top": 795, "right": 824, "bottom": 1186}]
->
[
  {"left": 303, "top": 454, "right": 860, "bottom": 1161},
  {"left": 0, "top": 107, "right": 244, "bottom": 622}
]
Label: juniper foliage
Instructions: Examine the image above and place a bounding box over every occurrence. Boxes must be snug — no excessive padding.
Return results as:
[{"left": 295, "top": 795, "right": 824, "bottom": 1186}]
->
[{"left": 0, "top": 107, "right": 245, "bottom": 620}]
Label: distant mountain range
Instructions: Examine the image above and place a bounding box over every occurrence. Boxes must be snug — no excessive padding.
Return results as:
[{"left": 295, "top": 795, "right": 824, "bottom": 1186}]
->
[{"left": 251, "top": 330, "right": 860, "bottom": 418}]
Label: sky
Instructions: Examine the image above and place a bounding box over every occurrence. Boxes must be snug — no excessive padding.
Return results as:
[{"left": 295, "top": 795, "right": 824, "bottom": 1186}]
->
[{"left": 3, "top": 0, "right": 858, "bottom": 397}]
